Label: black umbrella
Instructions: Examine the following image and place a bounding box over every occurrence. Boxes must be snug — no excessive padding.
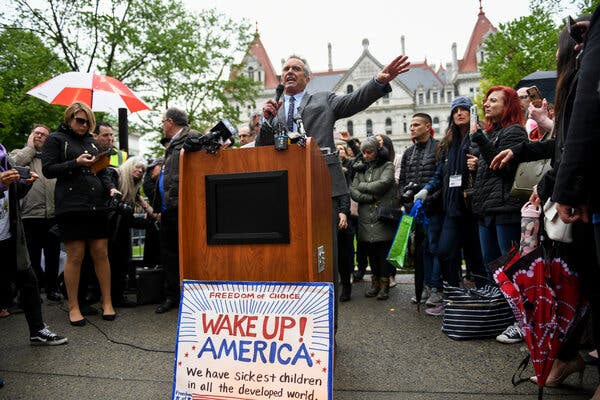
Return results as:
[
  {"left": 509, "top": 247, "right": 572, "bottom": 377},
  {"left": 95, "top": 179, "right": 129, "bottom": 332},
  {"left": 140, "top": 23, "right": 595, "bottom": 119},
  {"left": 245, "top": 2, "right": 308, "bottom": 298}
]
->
[{"left": 515, "top": 71, "right": 557, "bottom": 104}]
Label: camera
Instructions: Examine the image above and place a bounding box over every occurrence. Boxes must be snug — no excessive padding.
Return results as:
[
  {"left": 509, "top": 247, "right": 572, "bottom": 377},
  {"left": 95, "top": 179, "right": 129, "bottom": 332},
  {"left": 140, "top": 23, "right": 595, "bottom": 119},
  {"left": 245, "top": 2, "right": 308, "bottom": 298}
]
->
[
  {"left": 14, "top": 166, "right": 31, "bottom": 179},
  {"left": 400, "top": 182, "right": 420, "bottom": 204},
  {"left": 183, "top": 119, "right": 237, "bottom": 154},
  {"left": 110, "top": 192, "right": 133, "bottom": 216}
]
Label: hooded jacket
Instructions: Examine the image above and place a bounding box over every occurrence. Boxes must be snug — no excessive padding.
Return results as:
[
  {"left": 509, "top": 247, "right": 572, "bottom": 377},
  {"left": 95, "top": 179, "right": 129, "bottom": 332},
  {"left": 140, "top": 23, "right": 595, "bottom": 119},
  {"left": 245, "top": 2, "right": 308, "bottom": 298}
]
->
[{"left": 350, "top": 148, "right": 396, "bottom": 243}]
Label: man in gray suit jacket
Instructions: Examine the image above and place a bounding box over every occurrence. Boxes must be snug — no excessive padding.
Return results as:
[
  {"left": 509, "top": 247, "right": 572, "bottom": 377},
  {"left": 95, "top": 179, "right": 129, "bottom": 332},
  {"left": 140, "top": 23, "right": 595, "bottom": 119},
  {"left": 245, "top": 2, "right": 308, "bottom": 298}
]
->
[
  {"left": 257, "top": 54, "right": 410, "bottom": 195},
  {"left": 256, "top": 54, "right": 410, "bottom": 323}
]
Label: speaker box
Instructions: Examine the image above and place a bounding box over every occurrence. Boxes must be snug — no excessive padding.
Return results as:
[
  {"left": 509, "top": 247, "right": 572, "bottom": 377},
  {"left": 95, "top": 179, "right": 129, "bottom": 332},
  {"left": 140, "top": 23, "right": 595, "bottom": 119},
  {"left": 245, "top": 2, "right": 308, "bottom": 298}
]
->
[{"left": 135, "top": 266, "right": 164, "bottom": 305}]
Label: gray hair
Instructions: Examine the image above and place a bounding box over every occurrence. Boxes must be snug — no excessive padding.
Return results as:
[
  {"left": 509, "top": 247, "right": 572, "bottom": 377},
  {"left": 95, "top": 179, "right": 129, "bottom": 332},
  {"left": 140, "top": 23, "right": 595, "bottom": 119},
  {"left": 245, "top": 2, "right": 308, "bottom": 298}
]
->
[
  {"left": 360, "top": 136, "right": 379, "bottom": 153},
  {"left": 165, "top": 107, "right": 189, "bottom": 127},
  {"left": 286, "top": 54, "right": 311, "bottom": 77}
]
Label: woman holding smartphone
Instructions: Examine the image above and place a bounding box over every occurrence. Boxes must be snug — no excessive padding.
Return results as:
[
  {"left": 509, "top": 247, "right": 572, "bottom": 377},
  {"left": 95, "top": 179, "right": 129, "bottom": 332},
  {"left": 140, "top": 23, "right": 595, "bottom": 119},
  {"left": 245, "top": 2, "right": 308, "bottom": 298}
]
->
[
  {"left": 468, "top": 86, "right": 529, "bottom": 343},
  {"left": 42, "top": 102, "right": 117, "bottom": 326}
]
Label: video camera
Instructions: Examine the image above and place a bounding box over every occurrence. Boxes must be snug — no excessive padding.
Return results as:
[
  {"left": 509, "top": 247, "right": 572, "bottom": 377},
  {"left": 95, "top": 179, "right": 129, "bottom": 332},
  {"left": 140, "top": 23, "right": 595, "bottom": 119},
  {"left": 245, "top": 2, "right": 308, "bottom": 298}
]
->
[{"left": 183, "top": 119, "right": 237, "bottom": 154}]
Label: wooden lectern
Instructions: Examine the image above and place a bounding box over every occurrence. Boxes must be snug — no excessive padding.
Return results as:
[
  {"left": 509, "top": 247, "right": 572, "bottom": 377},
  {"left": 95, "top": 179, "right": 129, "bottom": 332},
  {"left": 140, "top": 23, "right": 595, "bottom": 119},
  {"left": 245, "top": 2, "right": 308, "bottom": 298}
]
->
[{"left": 178, "top": 138, "right": 333, "bottom": 283}]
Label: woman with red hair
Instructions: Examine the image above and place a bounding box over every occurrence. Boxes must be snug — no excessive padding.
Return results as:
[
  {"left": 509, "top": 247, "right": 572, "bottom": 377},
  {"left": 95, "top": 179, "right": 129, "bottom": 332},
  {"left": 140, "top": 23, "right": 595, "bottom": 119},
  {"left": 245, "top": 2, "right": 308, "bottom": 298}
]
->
[{"left": 468, "top": 86, "right": 528, "bottom": 342}]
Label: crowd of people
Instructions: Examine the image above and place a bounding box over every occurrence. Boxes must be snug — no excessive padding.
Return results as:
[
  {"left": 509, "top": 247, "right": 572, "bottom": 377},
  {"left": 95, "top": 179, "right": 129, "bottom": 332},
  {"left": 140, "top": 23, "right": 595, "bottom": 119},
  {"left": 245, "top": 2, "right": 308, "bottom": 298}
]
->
[
  {"left": 1, "top": 5, "right": 599, "bottom": 398},
  {"left": 332, "top": 8, "right": 600, "bottom": 399}
]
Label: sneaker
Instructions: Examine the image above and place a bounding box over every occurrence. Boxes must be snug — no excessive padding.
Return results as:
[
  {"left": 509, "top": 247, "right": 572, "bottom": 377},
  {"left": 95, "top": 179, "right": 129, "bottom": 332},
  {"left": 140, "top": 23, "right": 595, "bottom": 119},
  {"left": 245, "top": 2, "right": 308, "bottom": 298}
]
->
[
  {"left": 411, "top": 286, "right": 431, "bottom": 304},
  {"left": 425, "top": 303, "right": 444, "bottom": 316},
  {"left": 496, "top": 323, "right": 523, "bottom": 344},
  {"left": 425, "top": 289, "right": 443, "bottom": 306},
  {"left": 30, "top": 326, "right": 68, "bottom": 346}
]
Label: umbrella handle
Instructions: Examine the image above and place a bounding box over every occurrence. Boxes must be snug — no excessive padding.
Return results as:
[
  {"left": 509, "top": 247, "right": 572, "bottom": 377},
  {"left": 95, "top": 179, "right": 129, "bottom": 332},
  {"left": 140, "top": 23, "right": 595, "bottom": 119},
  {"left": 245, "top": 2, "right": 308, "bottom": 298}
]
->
[{"left": 511, "top": 354, "right": 531, "bottom": 387}]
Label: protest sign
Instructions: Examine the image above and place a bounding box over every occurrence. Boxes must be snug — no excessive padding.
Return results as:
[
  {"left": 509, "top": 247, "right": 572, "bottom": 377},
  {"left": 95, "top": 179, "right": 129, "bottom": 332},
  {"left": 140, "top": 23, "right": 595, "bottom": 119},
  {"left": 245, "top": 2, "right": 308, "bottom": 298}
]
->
[{"left": 172, "top": 281, "right": 334, "bottom": 400}]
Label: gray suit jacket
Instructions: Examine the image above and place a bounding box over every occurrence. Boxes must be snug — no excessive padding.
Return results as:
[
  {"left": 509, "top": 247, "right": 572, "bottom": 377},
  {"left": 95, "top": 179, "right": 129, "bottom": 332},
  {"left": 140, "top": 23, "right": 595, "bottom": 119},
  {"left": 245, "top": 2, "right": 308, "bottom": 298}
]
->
[{"left": 257, "top": 78, "right": 392, "bottom": 196}]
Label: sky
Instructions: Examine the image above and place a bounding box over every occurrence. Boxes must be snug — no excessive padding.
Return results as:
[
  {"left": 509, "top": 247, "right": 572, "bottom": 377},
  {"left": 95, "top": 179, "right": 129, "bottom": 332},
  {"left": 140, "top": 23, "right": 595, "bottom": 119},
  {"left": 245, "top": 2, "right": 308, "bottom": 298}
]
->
[{"left": 186, "top": 0, "right": 576, "bottom": 73}]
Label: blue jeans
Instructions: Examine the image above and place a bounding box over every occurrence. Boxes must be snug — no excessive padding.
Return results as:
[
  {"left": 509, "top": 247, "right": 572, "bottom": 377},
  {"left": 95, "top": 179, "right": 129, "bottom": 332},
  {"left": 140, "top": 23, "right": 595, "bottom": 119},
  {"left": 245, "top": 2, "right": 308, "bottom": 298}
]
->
[
  {"left": 423, "top": 213, "right": 443, "bottom": 290},
  {"left": 478, "top": 222, "right": 521, "bottom": 279},
  {"left": 438, "top": 213, "right": 485, "bottom": 287}
]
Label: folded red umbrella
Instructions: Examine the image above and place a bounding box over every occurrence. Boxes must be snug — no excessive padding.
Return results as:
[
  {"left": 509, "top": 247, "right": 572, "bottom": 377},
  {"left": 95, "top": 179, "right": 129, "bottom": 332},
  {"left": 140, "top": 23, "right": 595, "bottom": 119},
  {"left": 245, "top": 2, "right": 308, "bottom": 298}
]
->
[{"left": 491, "top": 244, "right": 587, "bottom": 399}]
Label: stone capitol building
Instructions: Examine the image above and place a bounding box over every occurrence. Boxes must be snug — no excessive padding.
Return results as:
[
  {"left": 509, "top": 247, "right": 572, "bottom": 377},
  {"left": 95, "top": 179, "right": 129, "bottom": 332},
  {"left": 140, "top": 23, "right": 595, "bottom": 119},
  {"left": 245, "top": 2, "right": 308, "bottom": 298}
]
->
[{"left": 233, "top": 5, "right": 496, "bottom": 156}]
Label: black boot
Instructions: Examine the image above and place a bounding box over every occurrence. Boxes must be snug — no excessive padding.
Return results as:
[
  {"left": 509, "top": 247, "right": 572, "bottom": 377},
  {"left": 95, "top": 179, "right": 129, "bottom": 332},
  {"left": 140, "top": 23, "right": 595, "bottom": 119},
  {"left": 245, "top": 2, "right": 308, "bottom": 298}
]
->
[{"left": 340, "top": 284, "right": 352, "bottom": 302}]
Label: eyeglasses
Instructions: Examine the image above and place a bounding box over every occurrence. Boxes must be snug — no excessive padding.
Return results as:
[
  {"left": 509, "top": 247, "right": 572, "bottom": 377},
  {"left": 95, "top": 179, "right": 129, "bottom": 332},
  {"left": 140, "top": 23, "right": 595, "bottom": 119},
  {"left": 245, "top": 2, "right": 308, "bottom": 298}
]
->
[
  {"left": 74, "top": 117, "right": 89, "bottom": 126},
  {"left": 162, "top": 118, "right": 171, "bottom": 124},
  {"left": 32, "top": 130, "right": 48, "bottom": 137},
  {"left": 239, "top": 134, "right": 251, "bottom": 138}
]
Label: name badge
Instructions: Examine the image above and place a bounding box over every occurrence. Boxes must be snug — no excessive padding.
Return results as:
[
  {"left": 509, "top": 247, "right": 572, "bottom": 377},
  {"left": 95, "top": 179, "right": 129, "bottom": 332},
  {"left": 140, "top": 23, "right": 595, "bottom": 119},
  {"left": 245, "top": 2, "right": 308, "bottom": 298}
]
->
[{"left": 449, "top": 174, "right": 462, "bottom": 188}]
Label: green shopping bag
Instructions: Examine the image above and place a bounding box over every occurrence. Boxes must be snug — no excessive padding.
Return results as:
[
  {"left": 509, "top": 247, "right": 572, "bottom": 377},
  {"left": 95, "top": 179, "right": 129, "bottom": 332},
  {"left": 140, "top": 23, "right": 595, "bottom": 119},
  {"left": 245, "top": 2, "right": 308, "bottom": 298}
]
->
[{"left": 387, "top": 213, "right": 414, "bottom": 269}]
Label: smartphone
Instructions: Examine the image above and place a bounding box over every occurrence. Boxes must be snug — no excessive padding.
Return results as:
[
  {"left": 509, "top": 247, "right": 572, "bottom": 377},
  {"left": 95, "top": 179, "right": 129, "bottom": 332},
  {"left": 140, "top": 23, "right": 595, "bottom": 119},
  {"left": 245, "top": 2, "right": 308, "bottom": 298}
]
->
[
  {"left": 566, "top": 15, "right": 585, "bottom": 43},
  {"left": 469, "top": 105, "right": 478, "bottom": 132},
  {"left": 527, "top": 86, "right": 543, "bottom": 108},
  {"left": 14, "top": 166, "right": 31, "bottom": 179}
]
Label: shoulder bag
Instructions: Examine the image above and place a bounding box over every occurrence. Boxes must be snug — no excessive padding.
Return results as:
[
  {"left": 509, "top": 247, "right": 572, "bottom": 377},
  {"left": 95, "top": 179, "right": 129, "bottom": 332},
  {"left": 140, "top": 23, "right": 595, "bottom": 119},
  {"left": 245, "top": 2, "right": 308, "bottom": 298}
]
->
[
  {"left": 510, "top": 132, "right": 553, "bottom": 201},
  {"left": 542, "top": 198, "right": 573, "bottom": 243}
]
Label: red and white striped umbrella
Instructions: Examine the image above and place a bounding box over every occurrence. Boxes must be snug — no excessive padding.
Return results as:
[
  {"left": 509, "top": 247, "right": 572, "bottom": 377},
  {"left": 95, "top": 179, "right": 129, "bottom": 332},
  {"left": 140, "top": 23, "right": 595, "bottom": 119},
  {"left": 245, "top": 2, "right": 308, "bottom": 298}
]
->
[{"left": 26, "top": 71, "right": 150, "bottom": 114}]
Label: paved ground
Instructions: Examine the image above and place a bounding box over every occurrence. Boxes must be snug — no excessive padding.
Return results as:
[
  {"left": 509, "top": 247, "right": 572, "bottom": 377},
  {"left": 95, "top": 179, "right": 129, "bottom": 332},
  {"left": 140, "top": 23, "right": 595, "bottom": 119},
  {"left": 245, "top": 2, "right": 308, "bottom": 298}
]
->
[{"left": 0, "top": 274, "right": 598, "bottom": 400}]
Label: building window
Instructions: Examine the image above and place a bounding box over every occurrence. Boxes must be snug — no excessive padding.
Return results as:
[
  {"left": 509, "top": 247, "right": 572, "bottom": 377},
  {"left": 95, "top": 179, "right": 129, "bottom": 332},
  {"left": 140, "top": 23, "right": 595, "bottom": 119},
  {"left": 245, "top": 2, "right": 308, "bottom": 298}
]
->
[
  {"left": 247, "top": 66, "right": 254, "bottom": 80},
  {"left": 418, "top": 93, "right": 424, "bottom": 105},
  {"left": 366, "top": 119, "right": 373, "bottom": 136},
  {"left": 385, "top": 118, "right": 392, "bottom": 135},
  {"left": 433, "top": 92, "right": 438, "bottom": 104},
  {"left": 258, "top": 71, "right": 262, "bottom": 82},
  {"left": 347, "top": 84, "right": 354, "bottom": 94},
  {"left": 447, "top": 91, "right": 452, "bottom": 102},
  {"left": 433, "top": 117, "right": 440, "bottom": 134},
  {"left": 382, "top": 92, "right": 390, "bottom": 104},
  {"left": 347, "top": 121, "right": 354, "bottom": 136}
]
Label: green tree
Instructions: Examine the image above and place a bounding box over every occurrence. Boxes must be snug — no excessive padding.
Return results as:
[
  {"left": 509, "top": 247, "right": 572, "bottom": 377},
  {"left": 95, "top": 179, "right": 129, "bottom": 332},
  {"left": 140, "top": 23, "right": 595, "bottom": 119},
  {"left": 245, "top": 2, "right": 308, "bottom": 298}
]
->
[
  {"left": 0, "top": 29, "right": 68, "bottom": 149},
  {"left": 1, "top": 0, "right": 260, "bottom": 158},
  {"left": 479, "top": 7, "right": 559, "bottom": 88},
  {"left": 529, "top": 0, "right": 600, "bottom": 15}
]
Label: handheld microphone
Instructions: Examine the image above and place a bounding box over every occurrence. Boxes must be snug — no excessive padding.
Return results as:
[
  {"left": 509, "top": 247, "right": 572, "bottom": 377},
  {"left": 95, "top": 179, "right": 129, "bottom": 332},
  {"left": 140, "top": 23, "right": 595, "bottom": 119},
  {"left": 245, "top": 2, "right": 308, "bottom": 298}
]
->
[{"left": 268, "top": 84, "right": 285, "bottom": 124}]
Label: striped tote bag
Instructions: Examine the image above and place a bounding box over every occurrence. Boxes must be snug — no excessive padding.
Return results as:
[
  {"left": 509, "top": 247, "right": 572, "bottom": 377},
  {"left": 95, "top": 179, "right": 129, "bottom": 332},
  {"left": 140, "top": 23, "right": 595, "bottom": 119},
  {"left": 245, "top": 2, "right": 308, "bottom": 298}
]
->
[{"left": 441, "top": 284, "right": 515, "bottom": 340}]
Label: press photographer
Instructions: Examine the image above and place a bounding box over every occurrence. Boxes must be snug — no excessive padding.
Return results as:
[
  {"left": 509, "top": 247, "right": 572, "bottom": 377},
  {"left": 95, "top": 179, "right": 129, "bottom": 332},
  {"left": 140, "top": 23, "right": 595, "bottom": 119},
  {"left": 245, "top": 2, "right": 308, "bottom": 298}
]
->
[{"left": 107, "top": 156, "right": 156, "bottom": 308}]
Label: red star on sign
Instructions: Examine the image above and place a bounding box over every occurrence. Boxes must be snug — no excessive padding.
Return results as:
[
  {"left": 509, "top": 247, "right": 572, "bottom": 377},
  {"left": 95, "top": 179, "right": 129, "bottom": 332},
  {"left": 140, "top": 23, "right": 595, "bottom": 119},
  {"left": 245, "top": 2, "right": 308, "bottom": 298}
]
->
[
  {"left": 185, "top": 352, "right": 189, "bottom": 357},
  {"left": 322, "top": 368, "right": 327, "bottom": 373},
  {"left": 316, "top": 359, "right": 321, "bottom": 365},
  {"left": 192, "top": 345, "right": 196, "bottom": 350},
  {"left": 311, "top": 353, "right": 315, "bottom": 358},
  {"left": 178, "top": 361, "right": 182, "bottom": 366}
]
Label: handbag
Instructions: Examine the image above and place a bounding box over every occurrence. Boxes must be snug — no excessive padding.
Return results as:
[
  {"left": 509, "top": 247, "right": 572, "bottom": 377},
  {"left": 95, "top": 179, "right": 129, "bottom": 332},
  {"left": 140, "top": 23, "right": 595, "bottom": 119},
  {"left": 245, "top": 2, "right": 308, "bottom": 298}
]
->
[
  {"left": 441, "top": 284, "right": 515, "bottom": 340},
  {"left": 542, "top": 198, "right": 573, "bottom": 243},
  {"left": 510, "top": 133, "right": 553, "bottom": 200}
]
